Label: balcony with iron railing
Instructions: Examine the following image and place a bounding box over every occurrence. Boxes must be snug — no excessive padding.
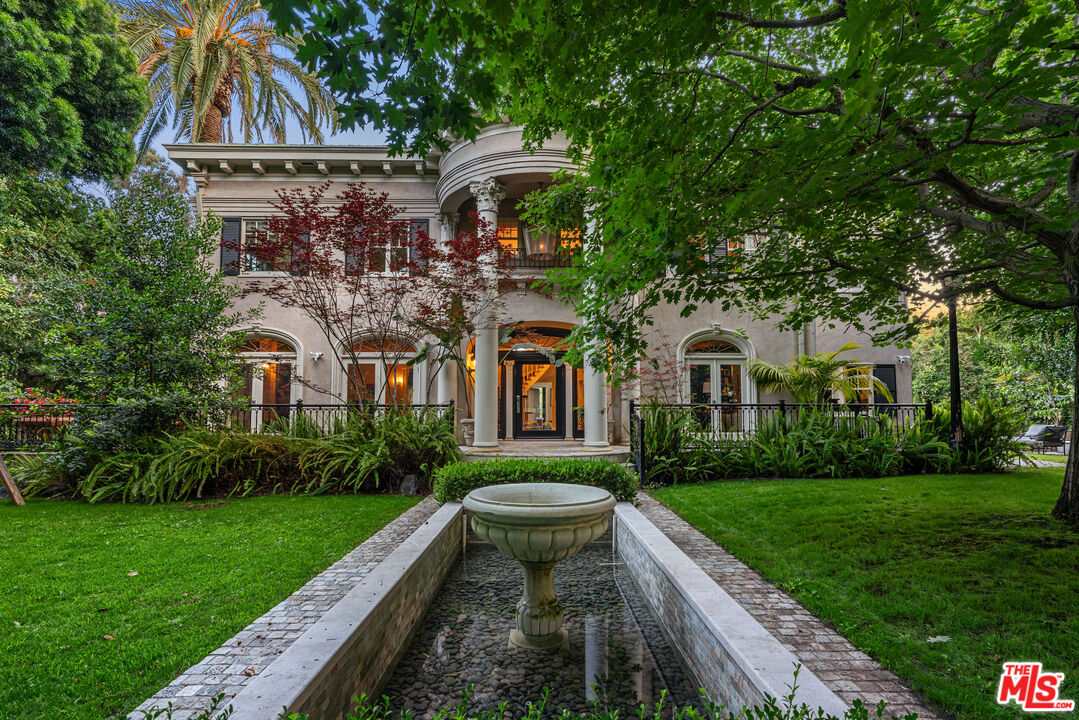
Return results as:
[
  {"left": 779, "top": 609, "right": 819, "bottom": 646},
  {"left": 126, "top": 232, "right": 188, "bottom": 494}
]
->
[
  {"left": 507, "top": 246, "right": 576, "bottom": 270},
  {"left": 499, "top": 222, "right": 579, "bottom": 274}
]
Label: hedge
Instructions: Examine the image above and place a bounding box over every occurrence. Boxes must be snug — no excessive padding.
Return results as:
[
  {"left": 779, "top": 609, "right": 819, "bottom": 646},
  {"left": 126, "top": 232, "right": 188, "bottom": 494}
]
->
[{"left": 431, "top": 458, "right": 638, "bottom": 504}]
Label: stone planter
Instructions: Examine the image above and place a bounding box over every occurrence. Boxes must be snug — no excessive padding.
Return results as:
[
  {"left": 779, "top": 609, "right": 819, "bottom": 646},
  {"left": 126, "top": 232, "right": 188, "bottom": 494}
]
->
[
  {"left": 462, "top": 483, "right": 615, "bottom": 649},
  {"left": 459, "top": 418, "right": 475, "bottom": 446}
]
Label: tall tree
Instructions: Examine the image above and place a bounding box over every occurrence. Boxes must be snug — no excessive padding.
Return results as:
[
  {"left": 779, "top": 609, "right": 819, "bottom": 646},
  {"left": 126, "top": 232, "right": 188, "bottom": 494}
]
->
[
  {"left": 912, "top": 305, "right": 1074, "bottom": 425},
  {"left": 266, "top": 0, "right": 1079, "bottom": 523},
  {"left": 242, "top": 181, "right": 507, "bottom": 404},
  {"left": 116, "top": 0, "right": 337, "bottom": 153},
  {"left": 52, "top": 155, "right": 251, "bottom": 403},
  {"left": 0, "top": 174, "right": 103, "bottom": 391},
  {"left": 0, "top": 0, "right": 146, "bottom": 178}
]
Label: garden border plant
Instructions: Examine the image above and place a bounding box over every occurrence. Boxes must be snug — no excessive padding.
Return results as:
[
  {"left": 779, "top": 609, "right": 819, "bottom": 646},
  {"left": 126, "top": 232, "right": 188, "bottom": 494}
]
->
[
  {"left": 636, "top": 396, "right": 1026, "bottom": 487},
  {"left": 16, "top": 408, "right": 459, "bottom": 502}
]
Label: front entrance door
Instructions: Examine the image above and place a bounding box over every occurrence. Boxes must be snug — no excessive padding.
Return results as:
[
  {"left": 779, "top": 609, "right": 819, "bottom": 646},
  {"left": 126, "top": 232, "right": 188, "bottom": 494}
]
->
[{"left": 513, "top": 354, "right": 563, "bottom": 438}]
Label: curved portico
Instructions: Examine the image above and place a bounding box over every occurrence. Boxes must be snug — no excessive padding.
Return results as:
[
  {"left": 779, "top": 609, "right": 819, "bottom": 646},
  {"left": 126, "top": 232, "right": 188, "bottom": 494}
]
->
[{"left": 436, "top": 126, "right": 610, "bottom": 451}]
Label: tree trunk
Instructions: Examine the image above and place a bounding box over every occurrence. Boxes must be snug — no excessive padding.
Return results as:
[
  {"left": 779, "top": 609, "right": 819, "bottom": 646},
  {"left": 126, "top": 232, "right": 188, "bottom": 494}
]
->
[
  {"left": 1051, "top": 304, "right": 1079, "bottom": 523},
  {"left": 197, "top": 77, "right": 233, "bottom": 143},
  {"left": 198, "top": 105, "right": 223, "bottom": 143}
]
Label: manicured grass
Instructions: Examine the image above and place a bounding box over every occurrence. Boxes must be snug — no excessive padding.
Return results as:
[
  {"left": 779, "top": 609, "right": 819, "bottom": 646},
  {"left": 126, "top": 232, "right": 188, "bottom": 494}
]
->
[
  {"left": 1030, "top": 453, "right": 1067, "bottom": 463},
  {"left": 0, "top": 494, "right": 419, "bottom": 720},
  {"left": 653, "top": 469, "right": 1079, "bottom": 720}
]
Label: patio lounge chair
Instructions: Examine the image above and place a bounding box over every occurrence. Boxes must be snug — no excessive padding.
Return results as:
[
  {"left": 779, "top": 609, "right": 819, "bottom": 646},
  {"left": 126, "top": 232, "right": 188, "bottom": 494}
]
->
[{"left": 1014, "top": 424, "right": 1068, "bottom": 453}]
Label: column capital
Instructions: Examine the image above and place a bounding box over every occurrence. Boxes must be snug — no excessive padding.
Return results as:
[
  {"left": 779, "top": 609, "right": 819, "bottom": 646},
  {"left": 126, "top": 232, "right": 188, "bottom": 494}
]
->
[
  {"left": 469, "top": 177, "right": 506, "bottom": 213},
  {"left": 437, "top": 211, "right": 459, "bottom": 233}
]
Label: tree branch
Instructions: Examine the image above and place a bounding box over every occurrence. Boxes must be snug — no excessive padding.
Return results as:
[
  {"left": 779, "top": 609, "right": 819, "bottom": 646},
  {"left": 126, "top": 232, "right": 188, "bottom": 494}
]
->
[
  {"left": 716, "top": 2, "right": 847, "bottom": 29},
  {"left": 723, "top": 50, "right": 818, "bottom": 75}
]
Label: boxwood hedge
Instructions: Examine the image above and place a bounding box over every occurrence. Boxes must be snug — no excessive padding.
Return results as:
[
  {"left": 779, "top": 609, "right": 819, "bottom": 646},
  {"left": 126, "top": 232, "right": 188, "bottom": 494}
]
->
[{"left": 431, "top": 458, "right": 638, "bottom": 504}]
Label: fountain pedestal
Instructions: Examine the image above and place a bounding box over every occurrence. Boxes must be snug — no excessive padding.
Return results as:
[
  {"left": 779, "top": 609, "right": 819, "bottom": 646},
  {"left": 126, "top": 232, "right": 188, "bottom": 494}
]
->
[{"left": 463, "top": 483, "right": 616, "bottom": 650}]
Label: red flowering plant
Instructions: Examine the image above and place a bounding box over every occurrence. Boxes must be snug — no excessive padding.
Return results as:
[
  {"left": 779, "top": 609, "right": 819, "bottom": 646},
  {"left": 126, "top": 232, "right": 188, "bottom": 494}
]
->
[
  {"left": 0, "top": 388, "right": 82, "bottom": 427},
  {"left": 240, "top": 181, "right": 510, "bottom": 406}
]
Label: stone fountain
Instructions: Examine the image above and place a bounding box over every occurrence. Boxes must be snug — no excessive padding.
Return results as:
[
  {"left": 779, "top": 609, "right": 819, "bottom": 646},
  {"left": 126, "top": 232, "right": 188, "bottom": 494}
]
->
[{"left": 463, "top": 483, "right": 616, "bottom": 649}]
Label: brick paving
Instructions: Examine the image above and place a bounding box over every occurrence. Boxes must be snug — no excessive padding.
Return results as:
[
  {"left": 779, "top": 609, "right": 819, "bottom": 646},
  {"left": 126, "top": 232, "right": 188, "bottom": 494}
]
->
[
  {"left": 128, "top": 497, "right": 439, "bottom": 720},
  {"left": 636, "top": 494, "right": 946, "bottom": 719}
]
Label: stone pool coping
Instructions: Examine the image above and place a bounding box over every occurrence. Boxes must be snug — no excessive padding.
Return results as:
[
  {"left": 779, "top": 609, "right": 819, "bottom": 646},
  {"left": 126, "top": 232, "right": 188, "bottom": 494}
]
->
[
  {"left": 128, "top": 497, "right": 443, "bottom": 720},
  {"left": 635, "top": 495, "right": 943, "bottom": 719},
  {"left": 614, "top": 502, "right": 849, "bottom": 716}
]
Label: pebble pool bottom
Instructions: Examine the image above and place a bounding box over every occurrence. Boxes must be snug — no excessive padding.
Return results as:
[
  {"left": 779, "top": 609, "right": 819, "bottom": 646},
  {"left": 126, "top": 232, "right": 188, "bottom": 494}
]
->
[{"left": 382, "top": 542, "right": 703, "bottom": 719}]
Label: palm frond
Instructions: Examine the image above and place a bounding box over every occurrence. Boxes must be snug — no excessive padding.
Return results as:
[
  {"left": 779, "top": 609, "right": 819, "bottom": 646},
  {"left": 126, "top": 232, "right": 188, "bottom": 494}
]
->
[{"left": 118, "top": 0, "right": 336, "bottom": 144}]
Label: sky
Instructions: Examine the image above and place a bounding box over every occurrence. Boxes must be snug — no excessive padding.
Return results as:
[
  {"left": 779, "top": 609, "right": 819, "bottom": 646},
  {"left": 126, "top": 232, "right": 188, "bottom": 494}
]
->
[{"left": 151, "top": 116, "right": 390, "bottom": 161}]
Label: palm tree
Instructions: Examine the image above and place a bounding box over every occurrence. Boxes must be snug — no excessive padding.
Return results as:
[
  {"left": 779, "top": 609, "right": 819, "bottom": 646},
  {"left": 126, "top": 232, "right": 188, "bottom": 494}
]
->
[
  {"left": 117, "top": 0, "right": 337, "bottom": 154},
  {"left": 747, "top": 341, "right": 894, "bottom": 404}
]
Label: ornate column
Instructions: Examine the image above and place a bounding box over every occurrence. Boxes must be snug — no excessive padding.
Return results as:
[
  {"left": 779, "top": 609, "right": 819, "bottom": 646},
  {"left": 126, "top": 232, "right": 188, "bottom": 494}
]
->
[
  {"left": 469, "top": 177, "right": 506, "bottom": 450},
  {"left": 435, "top": 212, "right": 459, "bottom": 408},
  {"left": 581, "top": 206, "right": 611, "bottom": 451}
]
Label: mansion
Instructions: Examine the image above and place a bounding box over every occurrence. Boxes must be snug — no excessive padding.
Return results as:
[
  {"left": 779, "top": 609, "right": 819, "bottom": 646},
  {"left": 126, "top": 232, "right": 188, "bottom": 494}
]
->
[{"left": 166, "top": 124, "right": 912, "bottom": 450}]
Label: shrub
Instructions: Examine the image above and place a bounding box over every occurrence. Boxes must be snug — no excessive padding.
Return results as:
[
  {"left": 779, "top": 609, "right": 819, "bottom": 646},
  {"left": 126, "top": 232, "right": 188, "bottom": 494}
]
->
[
  {"left": 916, "top": 397, "right": 1027, "bottom": 472},
  {"left": 635, "top": 398, "right": 1019, "bottom": 485},
  {"left": 20, "top": 408, "right": 460, "bottom": 502},
  {"left": 432, "top": 458, "right": 638, "bottom": 503}
]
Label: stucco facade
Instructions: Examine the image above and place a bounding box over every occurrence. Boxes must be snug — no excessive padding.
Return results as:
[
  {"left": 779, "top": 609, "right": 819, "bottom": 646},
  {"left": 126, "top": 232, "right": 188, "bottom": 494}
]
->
[{"left": 166, "top": 123, "right": 912, "bottom": 448}]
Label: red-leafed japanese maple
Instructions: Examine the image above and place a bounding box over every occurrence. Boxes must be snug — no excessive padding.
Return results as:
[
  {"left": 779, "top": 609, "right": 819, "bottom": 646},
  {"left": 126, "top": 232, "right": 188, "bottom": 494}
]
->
[{"left": 240, "top": 181, "right": 507, "bottom": 405}]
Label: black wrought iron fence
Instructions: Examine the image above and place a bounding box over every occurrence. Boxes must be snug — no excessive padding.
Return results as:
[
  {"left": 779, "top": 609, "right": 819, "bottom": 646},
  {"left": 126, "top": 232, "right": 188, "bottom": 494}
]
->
[
  {"left": 628, "top": 400, "right": 934, "bottom": 470},
  {"left": 0, "top": 401, "right": 455, "bottom": 451},
  {"left": 223, "top": 401, "right": 455, "bottom": 434}
]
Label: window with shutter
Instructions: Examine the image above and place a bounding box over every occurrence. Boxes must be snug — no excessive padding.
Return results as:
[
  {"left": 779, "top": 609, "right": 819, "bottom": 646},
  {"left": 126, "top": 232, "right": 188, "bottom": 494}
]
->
[
  {"left": 221, "top": 218, "right": 241, "bottom": 276},
  {"left": 409, "top": 219, "right": 430, "bottom": 272},
  {"left": 874, "top": 364, "right": 897, "bottom": 405}
]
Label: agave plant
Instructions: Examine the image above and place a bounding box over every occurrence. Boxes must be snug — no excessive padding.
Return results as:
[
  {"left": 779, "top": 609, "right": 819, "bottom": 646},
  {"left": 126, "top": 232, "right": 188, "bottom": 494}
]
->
[
  {"left": 747, "top": 341, "right": 894, "bottom": 404},
  {"left": 116, "top": 0, "right": 338, "bottom": 155}
]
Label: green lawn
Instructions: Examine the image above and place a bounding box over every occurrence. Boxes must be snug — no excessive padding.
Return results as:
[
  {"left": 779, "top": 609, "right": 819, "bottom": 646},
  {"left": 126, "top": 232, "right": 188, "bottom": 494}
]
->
[
  {"left": 1030, "top": 453, "right": 1068, "bottom": 463},
  {"left": 0, "top": 494, "right": 419, "bottom": 720},
  {"left": 653, "top": 468, "right": 1079, "bottom": 720}
]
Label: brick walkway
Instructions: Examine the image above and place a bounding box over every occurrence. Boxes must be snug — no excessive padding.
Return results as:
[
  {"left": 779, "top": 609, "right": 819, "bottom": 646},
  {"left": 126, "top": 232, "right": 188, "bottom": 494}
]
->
[
  {"left": 636, "top": 495, "right": 946, "bottom": 720},
  {"left": 128, "top": 498, "right": 439, "bottom": 720}
]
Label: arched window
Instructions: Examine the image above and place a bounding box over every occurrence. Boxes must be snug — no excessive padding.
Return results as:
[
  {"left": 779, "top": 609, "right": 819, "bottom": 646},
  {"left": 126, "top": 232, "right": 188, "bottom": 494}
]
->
[
  {"left": 684, "top": 338, "right": 742, "bottom": 354},
  {"left": 343, "top": 337, "right": 421, "bottom": 405}
]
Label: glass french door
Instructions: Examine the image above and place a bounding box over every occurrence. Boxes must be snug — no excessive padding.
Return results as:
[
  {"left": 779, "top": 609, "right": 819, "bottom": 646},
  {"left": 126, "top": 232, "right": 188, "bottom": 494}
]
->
[
  {"left": 686, "top": 360, "right": 743, "bottom": 432},
  {"left": 241, "top": 361, "right": 292, "bottom": 428},
  {"left": 514, "top": 356, "right": 563, "bottom": 438}
]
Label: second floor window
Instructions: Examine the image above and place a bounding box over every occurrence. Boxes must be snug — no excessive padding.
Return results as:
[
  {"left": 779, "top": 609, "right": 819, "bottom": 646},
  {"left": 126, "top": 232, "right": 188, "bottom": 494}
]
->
[
  {"left": 498, "top": 221, "right": 521, "bottom": 255},
  {"left": 242, "top": 219, "right": 291, "bottom": 274},
  {"left": 345, "top": 219, "right": 428, "bottom": 276}
]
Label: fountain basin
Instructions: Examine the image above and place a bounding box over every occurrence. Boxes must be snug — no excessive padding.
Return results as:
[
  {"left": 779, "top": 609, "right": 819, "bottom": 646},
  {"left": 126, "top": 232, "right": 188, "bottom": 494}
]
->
[{"left": 463, "top": 483, "right": 616, "bottom": 649}]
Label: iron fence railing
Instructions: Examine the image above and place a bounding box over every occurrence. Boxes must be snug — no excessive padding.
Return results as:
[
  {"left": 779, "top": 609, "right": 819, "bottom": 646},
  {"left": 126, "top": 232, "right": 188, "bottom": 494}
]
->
[
  {"left": 637, "top": 401, "right": 930, "bottom": 434},
  {"left": 508, "top": 247, "right": 575, "bottom": 268},
  {"left": 0, "top": 401, "right": 455, "bottom": 451},
  {"left": 628, "top": 400, "right": 935, "bottom": 473}
]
